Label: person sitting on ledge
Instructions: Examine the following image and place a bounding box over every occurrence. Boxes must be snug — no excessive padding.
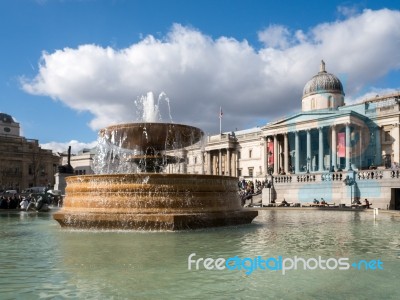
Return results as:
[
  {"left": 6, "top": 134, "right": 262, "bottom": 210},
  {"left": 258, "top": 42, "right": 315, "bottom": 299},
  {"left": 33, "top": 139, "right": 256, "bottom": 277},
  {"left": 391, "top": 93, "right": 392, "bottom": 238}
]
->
[
  {"left": 279, "top": 199, "right": 289, "bottom": 207},
  {"left": 363, "top": 199, "right": 370, "bottom": 209},
  {"left": 320, "top": 198, "right": 327, "bottom": 206},
  {"left": 313, "top": 198, "right": 319, "bottom": 204}
]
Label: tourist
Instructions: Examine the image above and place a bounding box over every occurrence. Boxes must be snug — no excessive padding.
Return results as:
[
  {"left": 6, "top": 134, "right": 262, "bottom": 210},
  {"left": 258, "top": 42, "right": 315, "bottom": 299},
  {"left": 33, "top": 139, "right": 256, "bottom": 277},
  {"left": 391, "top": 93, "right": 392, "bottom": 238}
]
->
[
  {"left": 20, "top": 197, "right": 29, "bottom": 210},
  {"left": 279, "top": 198, "right": 289, "bottom": 207},
  {"left": 0, "top": 196, "right": 7, "bottom": 209},
  {"left": 9, "top": 195, "right": 18, "bottom": 209},
  {"left": 364, "top": 199, "right": 370, "bottom": 209},
  {"left": 313, "top": 198, "right": 319, "bottom": 204}
]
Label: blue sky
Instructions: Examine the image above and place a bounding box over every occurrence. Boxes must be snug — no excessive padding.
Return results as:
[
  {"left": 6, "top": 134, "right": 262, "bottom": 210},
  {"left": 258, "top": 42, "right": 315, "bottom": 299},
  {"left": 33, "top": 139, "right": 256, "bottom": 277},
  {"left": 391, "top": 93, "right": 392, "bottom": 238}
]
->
[{"left": 1, "top": 0, "right": 400, "bottom": 153}]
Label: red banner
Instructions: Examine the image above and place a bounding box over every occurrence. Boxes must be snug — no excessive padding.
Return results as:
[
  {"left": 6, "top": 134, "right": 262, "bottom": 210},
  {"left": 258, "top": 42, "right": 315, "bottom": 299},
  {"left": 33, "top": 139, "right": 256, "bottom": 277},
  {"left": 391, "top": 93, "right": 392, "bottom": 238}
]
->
[
  {"left": 267, "top": 141, "right": 274, "bottom": 165},
  {"left": 338, "top": 132, "right": 345, "bottom": 157}
]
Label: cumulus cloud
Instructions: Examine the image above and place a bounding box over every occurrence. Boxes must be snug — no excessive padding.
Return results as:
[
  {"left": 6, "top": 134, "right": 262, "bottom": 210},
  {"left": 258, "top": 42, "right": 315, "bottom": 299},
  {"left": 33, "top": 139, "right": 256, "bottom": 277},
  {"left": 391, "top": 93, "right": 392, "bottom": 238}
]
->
[
  {"left": 347, "top": 87, "right": 400, "bottom": 105},
  {"left": 258, "top": 25, "right": 292, "bottom": 49},
  {"left": 40, "top": 140, "right": 97, "bottom": 154},
  {"left": 337, "top": 5, "right": 360, "bottom": 18},
  {"left": 21, "top": 9, "right": 400, "bottom": 139}
]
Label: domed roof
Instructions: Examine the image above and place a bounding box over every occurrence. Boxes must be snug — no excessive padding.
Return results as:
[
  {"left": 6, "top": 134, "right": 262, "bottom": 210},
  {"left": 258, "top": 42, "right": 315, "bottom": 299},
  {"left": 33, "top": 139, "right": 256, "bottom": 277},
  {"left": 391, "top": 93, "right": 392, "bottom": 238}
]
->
[
  {"left": 0, "top": 113, "right": 15, "bottom": 124},
  {"left": 302, "top": 60, "right": 344, "bottom": 98}
]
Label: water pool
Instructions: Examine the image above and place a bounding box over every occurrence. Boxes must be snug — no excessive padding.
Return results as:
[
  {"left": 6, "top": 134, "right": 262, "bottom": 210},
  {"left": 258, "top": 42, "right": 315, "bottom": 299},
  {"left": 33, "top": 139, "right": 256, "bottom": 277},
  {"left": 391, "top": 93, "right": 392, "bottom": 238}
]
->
[{"left": 0, "top": 209, "right": 399, "bottom": 299}]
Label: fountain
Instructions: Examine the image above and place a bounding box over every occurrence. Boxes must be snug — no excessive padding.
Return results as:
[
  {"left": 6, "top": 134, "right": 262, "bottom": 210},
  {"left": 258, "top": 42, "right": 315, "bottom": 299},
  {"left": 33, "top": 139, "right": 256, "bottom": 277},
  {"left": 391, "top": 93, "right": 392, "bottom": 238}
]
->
[{"left": 53, "top": 92, "right": 257, "bottom": 230}]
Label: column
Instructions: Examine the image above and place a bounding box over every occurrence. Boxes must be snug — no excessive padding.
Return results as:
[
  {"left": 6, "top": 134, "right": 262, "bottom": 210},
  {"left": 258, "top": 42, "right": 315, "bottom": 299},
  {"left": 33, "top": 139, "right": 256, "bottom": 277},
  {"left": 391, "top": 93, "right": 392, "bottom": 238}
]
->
[
  {"left": 201, "top": 151, "right": 205, "bottom": 175},
  {"left": 263, "top": 137, "right": 268, "bottom": 176},
  {"left": 393, "top": 124, "right": 400, "bottom": 166},
  {"left": 279, "top": 138, "right": 283, "bottom": 172},
  {"left": 273, "top": 135, "right": 278, "bottom": 175},
  {"left": 345, "top": 123, "right": 351, "bottom": 170},
  {"left": 306, "top": 130, "right": 311, "bottom": 172},
  {"left": 233, "top": 151, "right": 237, "bottom": 177},
  {"left": 207, "top": 151, "right": 212, "bottom": 175},
  {"left": 295, "top": 131, "right": 300, "bottom": 173},
  {"left": 318, "top": 127, "right": 324, "bottom": 172},
  {"left": 331, "top": 125, "right": 337, "bottom": 171},
  {"left": 375, "top": 126, "right": 381, "bottom": 166},
  {"left": 284, "top": 133, "right": 289, "bottom": 174},
  {"left": 218, "top": 150, "right": 222, "bottom": 175},
  {"left": 266, "top": 137, "right": 270, "bottom": 175},
  {"left": 227, "top": 148, "right": 231, "bottom": 176}
]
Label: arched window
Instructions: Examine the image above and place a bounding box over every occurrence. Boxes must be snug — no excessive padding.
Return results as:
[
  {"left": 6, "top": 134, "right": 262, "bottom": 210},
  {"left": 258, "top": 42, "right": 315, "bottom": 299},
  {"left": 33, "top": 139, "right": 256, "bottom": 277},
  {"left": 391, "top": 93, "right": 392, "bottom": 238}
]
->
[{"left": 329, "top": 96, "right": 334, "bottom": 108}]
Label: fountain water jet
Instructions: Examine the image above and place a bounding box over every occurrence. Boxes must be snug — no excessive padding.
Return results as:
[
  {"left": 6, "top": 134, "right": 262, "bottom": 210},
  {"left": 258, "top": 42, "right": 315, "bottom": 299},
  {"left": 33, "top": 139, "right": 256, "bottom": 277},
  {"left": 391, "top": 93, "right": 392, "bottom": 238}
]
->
[{"left": 53, "top": 92, "right": 257, "bottom": 230}]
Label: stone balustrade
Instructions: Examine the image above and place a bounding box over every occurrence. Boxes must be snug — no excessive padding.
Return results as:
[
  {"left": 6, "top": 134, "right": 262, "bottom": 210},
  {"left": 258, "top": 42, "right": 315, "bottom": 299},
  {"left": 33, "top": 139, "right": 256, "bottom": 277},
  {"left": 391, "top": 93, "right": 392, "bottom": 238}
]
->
[{"left": 271, "top": 169, "right": 399, "bottom": 185}]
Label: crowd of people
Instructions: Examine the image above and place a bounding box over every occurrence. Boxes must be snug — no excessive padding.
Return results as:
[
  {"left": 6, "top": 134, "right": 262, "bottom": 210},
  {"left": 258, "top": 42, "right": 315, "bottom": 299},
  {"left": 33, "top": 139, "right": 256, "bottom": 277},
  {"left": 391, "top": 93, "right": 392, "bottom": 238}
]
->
[
  {"left": 0, "top": 193, "right": 62, "bottom": 211},
  {"left": 238, "top": 179, "right": 265, "bottom": 206}
]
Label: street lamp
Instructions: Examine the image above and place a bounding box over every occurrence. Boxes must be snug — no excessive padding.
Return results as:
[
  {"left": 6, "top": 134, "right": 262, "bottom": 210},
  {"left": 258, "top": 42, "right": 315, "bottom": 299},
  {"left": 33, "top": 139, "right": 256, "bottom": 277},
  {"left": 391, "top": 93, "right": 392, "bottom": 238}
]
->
[{"left": 343, "top": 175, "right": 355, "bottom": 205}]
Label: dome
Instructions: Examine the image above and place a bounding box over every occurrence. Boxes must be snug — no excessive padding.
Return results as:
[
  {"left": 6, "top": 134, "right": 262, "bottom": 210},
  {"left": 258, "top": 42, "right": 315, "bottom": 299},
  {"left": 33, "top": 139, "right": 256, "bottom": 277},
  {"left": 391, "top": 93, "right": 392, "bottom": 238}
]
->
[
  {"left": 302, "top": 61, "right": 344, "bottom": 98},
  {"left": 0, "top": 113, "right": 15, "bottom": 124}
]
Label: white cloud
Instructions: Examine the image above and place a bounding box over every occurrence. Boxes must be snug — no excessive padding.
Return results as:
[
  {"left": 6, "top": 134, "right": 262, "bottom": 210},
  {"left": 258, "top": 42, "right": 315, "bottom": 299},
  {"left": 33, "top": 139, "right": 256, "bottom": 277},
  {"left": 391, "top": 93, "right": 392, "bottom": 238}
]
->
[
  {"left": 40, "top": 140, "right": 97, "bottom": 154},
  {"left": 337, "top": 5, "right": 360, "bottom": 18},
  {"left": 347, "top": 88, "right": 400, "bottom": 105},
  {"left": 257, "top": 25, "right": 292, "bottom": 49},
  {"left": 21, "top": 10, "right": 400, "bottom": 136}
]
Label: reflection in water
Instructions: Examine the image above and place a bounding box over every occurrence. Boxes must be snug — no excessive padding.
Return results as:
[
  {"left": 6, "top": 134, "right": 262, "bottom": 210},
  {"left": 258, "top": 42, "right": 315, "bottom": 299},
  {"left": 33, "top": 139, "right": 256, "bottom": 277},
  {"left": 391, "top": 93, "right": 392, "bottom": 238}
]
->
[{"left": 1, "top": 210, "right": 400, "bottom": 299}]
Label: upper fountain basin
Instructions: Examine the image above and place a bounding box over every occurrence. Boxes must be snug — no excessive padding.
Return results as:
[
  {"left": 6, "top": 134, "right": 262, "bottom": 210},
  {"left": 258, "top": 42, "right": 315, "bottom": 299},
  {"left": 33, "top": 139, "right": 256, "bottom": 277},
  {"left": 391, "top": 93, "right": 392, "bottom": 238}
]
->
[{"left": 99, "top": 122, "right": 204, "bottom": 151}]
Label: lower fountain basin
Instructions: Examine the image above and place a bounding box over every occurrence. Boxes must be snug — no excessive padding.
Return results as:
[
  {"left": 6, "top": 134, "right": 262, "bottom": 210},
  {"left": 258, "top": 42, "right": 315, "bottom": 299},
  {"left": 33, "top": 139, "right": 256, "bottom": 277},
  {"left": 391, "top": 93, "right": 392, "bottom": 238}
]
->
[{"left": 53, "top": 174, "right": 257, "bottom": 230}]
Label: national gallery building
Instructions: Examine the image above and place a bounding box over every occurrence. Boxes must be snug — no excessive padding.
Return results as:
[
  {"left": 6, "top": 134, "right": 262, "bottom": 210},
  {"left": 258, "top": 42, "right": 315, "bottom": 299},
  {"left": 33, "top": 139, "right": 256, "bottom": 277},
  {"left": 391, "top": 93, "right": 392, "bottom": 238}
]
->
[{"left": 184, "top": 61, "right": 400, "bottom": 209}]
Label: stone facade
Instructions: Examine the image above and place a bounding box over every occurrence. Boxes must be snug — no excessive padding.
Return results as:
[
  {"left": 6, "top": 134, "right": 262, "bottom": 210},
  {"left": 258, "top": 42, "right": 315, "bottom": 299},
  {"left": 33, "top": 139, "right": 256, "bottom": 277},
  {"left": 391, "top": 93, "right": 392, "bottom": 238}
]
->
[{"left": 0, "top": 113, "right": 60, "bottom": 192}]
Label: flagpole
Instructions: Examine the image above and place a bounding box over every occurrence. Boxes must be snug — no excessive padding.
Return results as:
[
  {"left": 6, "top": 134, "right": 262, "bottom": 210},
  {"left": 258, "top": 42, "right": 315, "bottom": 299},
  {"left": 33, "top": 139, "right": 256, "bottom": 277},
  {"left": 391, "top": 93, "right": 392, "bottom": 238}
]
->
[{"left": 219, "top": 106, "right": 222, "bottom": 135}]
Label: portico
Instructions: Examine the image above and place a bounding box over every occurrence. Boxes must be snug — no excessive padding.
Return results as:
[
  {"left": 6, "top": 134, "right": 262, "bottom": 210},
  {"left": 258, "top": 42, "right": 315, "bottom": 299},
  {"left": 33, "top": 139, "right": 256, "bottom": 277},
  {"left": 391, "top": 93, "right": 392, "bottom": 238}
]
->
[{"left": 262, "top": 109, "right": 377, "bottom": 174}]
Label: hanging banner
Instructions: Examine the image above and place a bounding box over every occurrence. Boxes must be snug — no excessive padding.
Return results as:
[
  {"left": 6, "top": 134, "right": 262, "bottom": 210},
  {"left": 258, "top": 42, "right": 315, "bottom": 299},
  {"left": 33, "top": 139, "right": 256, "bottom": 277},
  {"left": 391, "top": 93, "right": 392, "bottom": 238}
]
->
[
  {"left": 267, "top": 141, "right": 274, "bottom": 165},
  {"left": 338, "top": 132, "right": 345, "bottom": 157}
]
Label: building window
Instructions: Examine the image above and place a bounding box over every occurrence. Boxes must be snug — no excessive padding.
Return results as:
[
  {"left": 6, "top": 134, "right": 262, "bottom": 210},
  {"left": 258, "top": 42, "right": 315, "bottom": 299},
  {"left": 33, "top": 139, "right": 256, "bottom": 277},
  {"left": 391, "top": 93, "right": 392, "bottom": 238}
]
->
[
  {"left": 194, "top": 157, "right": 197, "bottom": 164},
  {"left": 249, "top": 150, "right": 252, "bottom": 158},
  {"left": 329, "top": 96, "right": 334, "bottom": 108},
  {"left": 238, "top": 169, "right": 242, "bottom": 177},
  {"left": 248, "top": 167, "right": 254, "bottom": 177},
  {"left": 237, "top": 151, "right": 241, "bottom": 159},
  {"left": 384, "top": 130, "right": 391, "bottom": 142}
]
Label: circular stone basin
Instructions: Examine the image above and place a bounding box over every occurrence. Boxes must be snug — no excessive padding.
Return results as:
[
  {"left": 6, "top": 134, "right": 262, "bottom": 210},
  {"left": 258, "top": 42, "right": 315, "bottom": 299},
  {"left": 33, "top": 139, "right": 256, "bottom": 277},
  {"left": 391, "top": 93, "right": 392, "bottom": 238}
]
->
[
  {"left": 53, "top": 173, "right": 258, "bottom": 230},
  {"left": 99, "top": 122, "right": 204, "bottom": 151}
]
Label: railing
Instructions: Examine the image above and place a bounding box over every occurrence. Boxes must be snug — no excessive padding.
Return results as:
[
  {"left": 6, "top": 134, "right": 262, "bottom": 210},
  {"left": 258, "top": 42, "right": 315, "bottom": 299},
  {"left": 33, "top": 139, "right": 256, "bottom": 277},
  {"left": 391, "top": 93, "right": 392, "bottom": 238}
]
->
[
  {"left": 297, "top": 174, "right": 316, "bottom": 182},
  {"left": 321, "top": 173, "right": 343, "bottom": 181},
  {"left": 274, "top": 175, "right": 292, "bottom": 183},
  {"left": 357, "top": 170, "right": 383, "bottom": 180},
  {"left": 272, "top": 170, "right": 398, "bottom": 184}
]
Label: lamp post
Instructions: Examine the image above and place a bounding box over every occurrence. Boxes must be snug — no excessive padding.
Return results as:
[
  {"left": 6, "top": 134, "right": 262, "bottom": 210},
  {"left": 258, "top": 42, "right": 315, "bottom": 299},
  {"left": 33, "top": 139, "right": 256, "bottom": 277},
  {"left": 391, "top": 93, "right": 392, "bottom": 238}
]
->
[{"left": 344, "top": 175, "right": 355, "bottom": 205}]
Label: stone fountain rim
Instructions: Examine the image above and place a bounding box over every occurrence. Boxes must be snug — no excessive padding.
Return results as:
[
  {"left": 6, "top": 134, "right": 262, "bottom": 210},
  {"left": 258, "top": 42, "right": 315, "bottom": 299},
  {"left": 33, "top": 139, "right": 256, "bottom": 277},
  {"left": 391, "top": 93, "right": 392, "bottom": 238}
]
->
[
  {"left": 99, "top": 122, "right": 205, "bottom": 134},
  {"left": 66, "top": 173, "right": 239, "bottom": 181}
]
